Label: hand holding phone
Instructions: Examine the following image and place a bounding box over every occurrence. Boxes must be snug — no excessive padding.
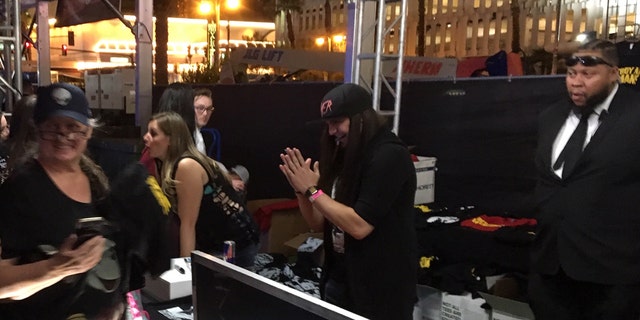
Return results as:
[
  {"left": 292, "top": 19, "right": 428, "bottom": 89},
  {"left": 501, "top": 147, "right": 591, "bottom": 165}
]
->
[{"left": 73, "top": 217, "right": 111, "bottom": 249}]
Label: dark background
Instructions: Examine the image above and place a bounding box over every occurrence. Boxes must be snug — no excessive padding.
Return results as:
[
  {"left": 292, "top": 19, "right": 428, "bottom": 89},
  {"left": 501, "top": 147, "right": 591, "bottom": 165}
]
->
[{"left": 90, "top": 76, "right": 567, "bottom": 218}]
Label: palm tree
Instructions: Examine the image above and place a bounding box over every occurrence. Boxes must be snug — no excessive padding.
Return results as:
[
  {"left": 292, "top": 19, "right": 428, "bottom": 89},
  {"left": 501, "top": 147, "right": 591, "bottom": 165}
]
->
[
  {"left": 155, "top": 0, "right": 173, "bottom": 85},
  {"left": 511, "top": 0, "right": 522, "bottom": 53},
  {"left": 247, "top": 30, "right": 275, "bottom": 41},
  {"left": 417, "top": 0, "right": 425, "bottom": 56},
  {"left": 275, "top": 0, "right": 302, "bottom": 48},
  {"left": 324, "top": 0, "right": 331, "bottom": 35}
]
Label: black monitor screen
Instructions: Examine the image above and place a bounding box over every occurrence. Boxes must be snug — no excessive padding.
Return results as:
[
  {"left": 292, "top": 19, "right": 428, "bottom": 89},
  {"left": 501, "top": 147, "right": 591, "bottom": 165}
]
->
[{"left": 191, "top": 250, "right": 368, "bottom": 320}]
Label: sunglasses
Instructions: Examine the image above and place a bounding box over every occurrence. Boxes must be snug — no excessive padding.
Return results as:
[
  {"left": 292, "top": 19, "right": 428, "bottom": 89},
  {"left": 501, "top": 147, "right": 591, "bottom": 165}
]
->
[{"left": 566, "top": 55, "right": 613, "bottom": 67}]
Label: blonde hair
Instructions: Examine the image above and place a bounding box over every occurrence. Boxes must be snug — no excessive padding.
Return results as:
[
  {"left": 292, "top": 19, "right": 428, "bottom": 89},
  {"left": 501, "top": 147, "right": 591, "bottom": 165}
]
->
[{"left": 151, "top": 112, "right": 227, "bottom": 203}]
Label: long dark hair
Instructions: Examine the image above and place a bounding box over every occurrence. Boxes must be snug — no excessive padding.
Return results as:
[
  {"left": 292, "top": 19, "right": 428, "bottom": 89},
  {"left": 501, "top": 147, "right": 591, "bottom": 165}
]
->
[
  {"left": 317, "top": 109, "right": 388, "bottom": 205},
  {"left": 158, "top": 83, "right": 196, "bottom": 136},
  {"left": 7, "top": 95, "right": 37, "bottom": 169}
]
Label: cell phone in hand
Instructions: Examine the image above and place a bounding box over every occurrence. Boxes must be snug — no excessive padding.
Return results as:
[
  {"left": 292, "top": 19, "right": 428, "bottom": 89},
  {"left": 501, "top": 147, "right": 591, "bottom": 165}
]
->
[{"left": 73, "top": 217, "right": 110, "bottom": 249}]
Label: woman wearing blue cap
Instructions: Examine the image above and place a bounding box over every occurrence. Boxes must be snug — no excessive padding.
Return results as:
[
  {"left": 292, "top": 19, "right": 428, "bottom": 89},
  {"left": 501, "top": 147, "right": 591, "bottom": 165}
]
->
[{"left": 0, "top": 83, "right": 126, "bottom": 319}]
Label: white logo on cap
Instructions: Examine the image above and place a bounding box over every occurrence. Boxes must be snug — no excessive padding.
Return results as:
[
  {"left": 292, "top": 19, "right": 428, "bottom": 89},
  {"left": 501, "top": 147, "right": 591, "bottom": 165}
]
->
[
  {"left": 51, "top": 88, "right": 72, "bottom": 106},
  {"left": 321, "top": 99, "right": 333, "bottom": 116}
]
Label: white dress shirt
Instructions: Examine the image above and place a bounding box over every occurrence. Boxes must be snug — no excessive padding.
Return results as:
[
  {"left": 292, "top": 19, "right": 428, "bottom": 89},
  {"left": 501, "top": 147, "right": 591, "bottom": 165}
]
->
[{"left": 551, "top": 84, "right": 617, "bottom": 177}]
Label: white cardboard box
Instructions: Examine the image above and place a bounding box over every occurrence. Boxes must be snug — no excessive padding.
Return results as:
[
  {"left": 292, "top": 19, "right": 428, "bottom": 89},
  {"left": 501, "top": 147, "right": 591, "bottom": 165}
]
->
[
  {"left": 441, "top": 291, "right": 490, "bottom": 320},
  {"left": 142, "top": 258, "right": 192, "bottom": 301},
  {"left": 414, "top": 156, "right": 437, "bottom": 205},
  {"left": 414, "top": 285, "right": 443, "bottom": 320},
  {"left": 413, "top": 286, "right": 533, "bottom": 320}
]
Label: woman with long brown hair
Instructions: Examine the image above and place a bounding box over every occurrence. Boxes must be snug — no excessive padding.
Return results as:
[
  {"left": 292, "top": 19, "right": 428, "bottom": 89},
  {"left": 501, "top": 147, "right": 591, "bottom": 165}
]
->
[{"left": 143, "top": 111, "right": 259, "bottom": 268}]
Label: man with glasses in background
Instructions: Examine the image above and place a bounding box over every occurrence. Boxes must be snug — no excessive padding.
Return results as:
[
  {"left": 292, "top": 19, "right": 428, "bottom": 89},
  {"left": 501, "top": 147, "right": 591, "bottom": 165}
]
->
[
  {"left": 193, "top": 88, "right": 215, "bottom": 155},
  {"left": 193, "top": 88, "right": 249, "bottom": 196},
  {"left": 530, "top": 39, "right": 640, "bottom": 319}
]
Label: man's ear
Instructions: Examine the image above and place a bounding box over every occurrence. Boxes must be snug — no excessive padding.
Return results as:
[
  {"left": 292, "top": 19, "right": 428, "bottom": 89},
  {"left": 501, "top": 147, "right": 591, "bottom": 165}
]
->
[{"left": 611, "top": 66, "right": 621, "bottom": 82}]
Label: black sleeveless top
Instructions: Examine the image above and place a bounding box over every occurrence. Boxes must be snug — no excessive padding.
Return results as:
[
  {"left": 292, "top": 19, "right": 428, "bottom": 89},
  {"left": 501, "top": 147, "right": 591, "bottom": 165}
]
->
[{"left": 172, "top": 156, "right": 259, "bottom": 253}]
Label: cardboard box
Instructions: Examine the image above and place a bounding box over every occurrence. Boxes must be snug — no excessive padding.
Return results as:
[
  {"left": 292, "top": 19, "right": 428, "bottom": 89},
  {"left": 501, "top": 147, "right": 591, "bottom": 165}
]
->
[
  {"left": 414, "top": 285, "right": 532, "bottom": 320},
  {"left": 248, "top": 198, "right": 312, "bottom": 257},
  {"left": 285, "top": 232, "right": 324, "bottom": 265},
  {"left": 414, "top": 156, "right": 437, "bottom": 205},
  {"left": 248, "top": 198, "right": 291, "bottom": 253},
  {"left": 142, "top": 258, "right": 192, "bottom": 301},
  {"left": 478, "top": 292, "right": 534, "bottom": 320},
  {"left": 269, "top": 207, "right": 312, "bottom": 256},
  {"left": 441, "top": 291, "right": 490, "bottom": 320},
  {"left": 414, "top": 285, "right": 443, "bottom": 320},
  {"left": 284, "top": 232, "right": 324, "bottom": 249}
]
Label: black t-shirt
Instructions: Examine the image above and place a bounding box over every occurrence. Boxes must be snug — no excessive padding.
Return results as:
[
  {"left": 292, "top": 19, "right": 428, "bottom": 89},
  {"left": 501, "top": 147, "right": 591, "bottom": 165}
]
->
[
  {"left": 616, "top": 41, "right": 640, "bottom": 90},
  {"left": 0, "top": 160, "right": 124, "bottom": 319},
  {"left": 324, "top": 129, "right": 418, "bottom": 320}
]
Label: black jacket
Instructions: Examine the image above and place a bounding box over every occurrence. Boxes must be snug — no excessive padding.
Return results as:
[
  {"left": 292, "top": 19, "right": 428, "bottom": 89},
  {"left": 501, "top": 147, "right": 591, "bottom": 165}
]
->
[{"left": 532, "top": 85, "right": 640, "bottom": 284}]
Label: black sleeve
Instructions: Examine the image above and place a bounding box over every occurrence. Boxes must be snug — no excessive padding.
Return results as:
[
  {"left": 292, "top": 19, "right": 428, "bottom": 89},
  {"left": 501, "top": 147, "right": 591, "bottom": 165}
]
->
[{"left": 354, "top": 143, "right": 415, "bottom": 226}]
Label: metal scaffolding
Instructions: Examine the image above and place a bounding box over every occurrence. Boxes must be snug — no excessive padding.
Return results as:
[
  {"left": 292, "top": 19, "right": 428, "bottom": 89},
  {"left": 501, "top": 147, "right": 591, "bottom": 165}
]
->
[
  {"left": 0, "top": 0, "right": 24, "bottom": 112},
  {"left": 350, "top": 0, "right": 407, "bottom": 134}
]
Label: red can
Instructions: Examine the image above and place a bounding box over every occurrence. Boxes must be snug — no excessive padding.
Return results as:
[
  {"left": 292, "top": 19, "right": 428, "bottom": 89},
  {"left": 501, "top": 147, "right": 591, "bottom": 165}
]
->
[{"left": 223, "top": 240, "right": 236, "bottom": 264}]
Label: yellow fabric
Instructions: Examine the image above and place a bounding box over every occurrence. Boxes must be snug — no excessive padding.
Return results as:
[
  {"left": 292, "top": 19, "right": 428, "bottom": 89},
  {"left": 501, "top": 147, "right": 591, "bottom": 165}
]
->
[
  {"left": 469, "top": 216, "right": 503, "bottom": 229},
  {"left": 146, "top": 176, "right": 171, "bottom": 215},
  {"left": 420, "top": 256, "right": 435, "bottom": 269}
]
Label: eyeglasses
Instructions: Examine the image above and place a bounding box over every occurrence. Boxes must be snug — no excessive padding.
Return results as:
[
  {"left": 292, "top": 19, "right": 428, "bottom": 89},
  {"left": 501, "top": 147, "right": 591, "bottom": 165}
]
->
[
  {"left": 566, "top": 55, "right": 613, "bottom": 67},
  {"left": 39, "top": 130, "right": 89, "bottom": 141},
  {"left": 195, "top": 106, "right": 214, "bottom": 114}
]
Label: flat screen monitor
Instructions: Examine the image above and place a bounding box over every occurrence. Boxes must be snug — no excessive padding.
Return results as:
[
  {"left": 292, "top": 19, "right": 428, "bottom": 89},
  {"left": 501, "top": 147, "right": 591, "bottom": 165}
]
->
[{"left": 191, "top": 250, "right": 368, "bottom": 320}]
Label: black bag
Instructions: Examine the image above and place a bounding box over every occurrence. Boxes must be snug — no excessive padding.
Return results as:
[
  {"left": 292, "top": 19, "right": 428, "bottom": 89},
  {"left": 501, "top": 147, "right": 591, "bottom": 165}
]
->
[
  {"left": 205, "top": 162, "right": 259, "bottom": 249},
  {"left": 105, "top": 162, "right": 171, "bottom": 292}
]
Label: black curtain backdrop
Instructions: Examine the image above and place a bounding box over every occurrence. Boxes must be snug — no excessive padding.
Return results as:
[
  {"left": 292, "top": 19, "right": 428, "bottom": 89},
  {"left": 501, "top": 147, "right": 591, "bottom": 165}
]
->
[
  {"left": 207, "top": 78, "right": 566, "bottom": 217},
  {"left": 398, "top": 77, "right": 565, "bottom": 216},
  {"left": 203, "top": 82, "right": 334, "bottom": 203},
  {"left": 93, "top": 77, "right": 567, "bottom": 218}
]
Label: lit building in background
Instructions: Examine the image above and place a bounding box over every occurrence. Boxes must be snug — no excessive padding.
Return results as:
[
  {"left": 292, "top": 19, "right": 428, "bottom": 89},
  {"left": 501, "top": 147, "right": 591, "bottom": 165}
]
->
[
  {"left": 275, "top": 0, "right": 347, "bottom": 51},
  {"left": 278, "top": 0, "right": 640, "bottom": 62},
  {"left": 21, "top": 0, "right": 640, "bottom": 79},
  {"left": 35, "top": 15, "right": 274, "bottom": 80}
]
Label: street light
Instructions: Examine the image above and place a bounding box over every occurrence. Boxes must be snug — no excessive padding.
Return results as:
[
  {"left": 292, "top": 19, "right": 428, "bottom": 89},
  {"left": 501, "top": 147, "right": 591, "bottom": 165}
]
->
[
  {"left": 225, "top": 0, "right": 240, "bottom": 60},
  {"left": 199, "top": 0, "right": 239, "bottom": 71},
  {"left": 199, "top": 1, "right": 220, "bottom": 72},
  {"left": 332, "top": 35, "right": 345, "bottom": 52},
  {"left": 316, "top": 34, "right": 345, "bottom": 52}
]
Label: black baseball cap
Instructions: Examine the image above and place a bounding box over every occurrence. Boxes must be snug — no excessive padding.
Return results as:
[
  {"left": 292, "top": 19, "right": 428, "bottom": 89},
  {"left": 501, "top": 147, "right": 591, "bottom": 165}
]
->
[
  {"left": 320, "top": 83, "right": 372, "bottom": 119},
  {"left": 34, "top": 83, "right": 92, "bottom": 126}
]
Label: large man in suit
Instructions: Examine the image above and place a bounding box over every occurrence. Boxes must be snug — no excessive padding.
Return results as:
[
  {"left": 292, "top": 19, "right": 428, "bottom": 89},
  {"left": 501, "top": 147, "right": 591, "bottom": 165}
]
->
[{"left": 530, "top": 39, "right": 640, "bottom": 319}]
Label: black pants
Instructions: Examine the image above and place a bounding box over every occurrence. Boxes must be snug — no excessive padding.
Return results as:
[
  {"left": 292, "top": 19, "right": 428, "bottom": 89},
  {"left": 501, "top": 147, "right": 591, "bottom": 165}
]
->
[
  {"left": 323, "top": 278, "right": 352, "bottom": 310},
  {"left": 528, "top": 269, "right": 640, "bottom": 320}
]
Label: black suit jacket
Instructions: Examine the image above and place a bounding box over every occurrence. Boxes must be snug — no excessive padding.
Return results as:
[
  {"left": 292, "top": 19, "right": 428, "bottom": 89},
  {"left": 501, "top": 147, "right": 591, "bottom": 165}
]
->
[{"left": 532, "top": 85, "right": 640, "bottom": 284}]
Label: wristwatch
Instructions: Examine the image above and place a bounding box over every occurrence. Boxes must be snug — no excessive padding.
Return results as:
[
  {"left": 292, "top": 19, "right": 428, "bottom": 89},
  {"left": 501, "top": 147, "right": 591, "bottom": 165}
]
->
[{"left": 304, "top": 186, "right": 320, "bottom": 198}]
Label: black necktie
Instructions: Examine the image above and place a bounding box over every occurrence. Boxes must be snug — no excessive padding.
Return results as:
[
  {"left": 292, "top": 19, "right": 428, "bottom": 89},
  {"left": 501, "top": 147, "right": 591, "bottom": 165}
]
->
[{"left": 553, "top": 111, "right": 593, "bottom": 178}]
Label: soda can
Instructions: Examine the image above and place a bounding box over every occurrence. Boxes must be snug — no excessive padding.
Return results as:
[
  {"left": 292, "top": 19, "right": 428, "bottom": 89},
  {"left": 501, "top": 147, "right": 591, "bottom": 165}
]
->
[{"left": 223, "top": 240, "right": 236, "bottom": 264}]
